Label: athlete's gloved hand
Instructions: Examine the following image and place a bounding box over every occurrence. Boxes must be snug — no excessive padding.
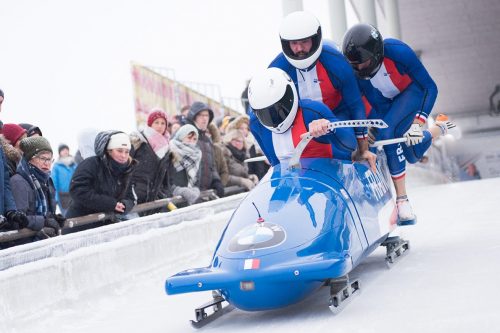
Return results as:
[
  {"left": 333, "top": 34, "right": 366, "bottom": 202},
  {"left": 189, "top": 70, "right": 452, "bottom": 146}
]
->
[
  {"left": 308, "top": 119, "right": 330, "bottom": 137},
  {"left": 404, "top": 123, "right": 424, "bottom": 145}
]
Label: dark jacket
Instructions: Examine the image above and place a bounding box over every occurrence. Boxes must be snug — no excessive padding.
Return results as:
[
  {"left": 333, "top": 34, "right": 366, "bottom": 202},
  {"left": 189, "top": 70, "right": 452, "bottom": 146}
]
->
[
  {"left": 130, "top": 131, "right": 171, "bottom": 203},
  {"left": 10, "top": 172, "right": 56, "bottom": 231},
  {"left": 0, "top": 148, "right": 16, "bottom": 217},
  {"left": 168, "top": 159, "right": 189, "bottom": 189},
  {"left": 66, "top": 131, "right": 137, "bottom": 218},
  {"left": 186, "top": 102, "right": 224, "bottom": 196}
]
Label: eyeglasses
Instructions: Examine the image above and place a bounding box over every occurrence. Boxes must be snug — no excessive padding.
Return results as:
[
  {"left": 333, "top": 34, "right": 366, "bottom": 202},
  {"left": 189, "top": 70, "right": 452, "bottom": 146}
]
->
[{"left": 35, "top": 156, "right": 54, "bottom": 164}]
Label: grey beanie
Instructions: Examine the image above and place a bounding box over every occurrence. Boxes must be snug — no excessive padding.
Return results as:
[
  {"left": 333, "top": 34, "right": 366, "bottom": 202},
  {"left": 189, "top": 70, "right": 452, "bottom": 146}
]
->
[{"left": 20, "top": 136, "right": 53, "bottom": 161}]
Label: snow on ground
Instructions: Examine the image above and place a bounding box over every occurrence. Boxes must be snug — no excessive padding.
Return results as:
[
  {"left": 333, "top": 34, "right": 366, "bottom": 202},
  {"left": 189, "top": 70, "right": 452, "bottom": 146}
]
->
[{"left": 1, "top": 176, "right": 500, "bottom": 333}]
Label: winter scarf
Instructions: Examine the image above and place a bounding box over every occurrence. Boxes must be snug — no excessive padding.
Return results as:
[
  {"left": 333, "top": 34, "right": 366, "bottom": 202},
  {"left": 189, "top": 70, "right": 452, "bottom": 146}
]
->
[
  {"left": 108, "top": 157, "right": 131, "bottom": 176},
  {"left": 226, "top": 143, "right": 247, "bottom": 163},
  {"left": 143, "top": 126, "right": 170, "bottom": 159},
  {"left": 16, "top": 159, "right": 50, "bottom": 216},
  {"left": 170, "top": 139, "right": 202, "bottom": 188}
]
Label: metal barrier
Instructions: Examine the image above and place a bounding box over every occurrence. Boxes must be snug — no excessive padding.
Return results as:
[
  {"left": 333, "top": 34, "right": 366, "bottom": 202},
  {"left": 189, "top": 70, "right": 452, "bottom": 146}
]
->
[{"left": 0, "top": 186, "right": 246, "bottom": 245}]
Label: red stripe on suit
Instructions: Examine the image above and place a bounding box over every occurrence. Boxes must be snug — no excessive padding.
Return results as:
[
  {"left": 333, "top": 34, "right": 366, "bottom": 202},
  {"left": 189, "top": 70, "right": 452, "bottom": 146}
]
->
[
  {"left": 291, "top": 108, "right": 333, "bottom": 159},
  {"left": 383, "top": 58, "right": 411, "bottom": 92},
  {"left": 316, "top": 61, "right": 342, "bottom": 110}
]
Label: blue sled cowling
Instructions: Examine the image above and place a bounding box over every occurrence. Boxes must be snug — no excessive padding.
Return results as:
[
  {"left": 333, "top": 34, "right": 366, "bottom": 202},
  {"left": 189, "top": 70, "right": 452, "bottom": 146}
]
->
[{"left": 165, "top": 157, "right": 398, "bottom": 311}]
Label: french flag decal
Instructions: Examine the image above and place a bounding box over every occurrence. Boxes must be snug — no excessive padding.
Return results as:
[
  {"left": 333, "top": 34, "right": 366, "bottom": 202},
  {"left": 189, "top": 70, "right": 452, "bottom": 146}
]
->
[{"left": 244, "top": 258, "right": 260, "bottom": 270}]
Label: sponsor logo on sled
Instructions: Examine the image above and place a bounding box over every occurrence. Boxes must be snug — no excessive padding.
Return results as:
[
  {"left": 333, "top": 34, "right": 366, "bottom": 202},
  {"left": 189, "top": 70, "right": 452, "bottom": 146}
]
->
[
  {"left": 244, "top": 258, "right": 260, "bottom": 270},
  {"left": 228, "top": 222, "right": 286, "bottom": 252}
]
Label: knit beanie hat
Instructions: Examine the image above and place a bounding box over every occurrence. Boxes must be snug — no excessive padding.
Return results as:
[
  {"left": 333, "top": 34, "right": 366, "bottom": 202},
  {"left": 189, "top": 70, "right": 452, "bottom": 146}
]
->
[
  {"left": 2, "top": 123, "right": 27, "bottom": 145},
  {"left": 174, "top": 124, "right": 199, "bottom": 142},
  {"left": 107, "top": 132, "right": 131, "bottom": 150},
  {"left": 147, "top": 109, "right": 168, "bottom": 127},
  {"left": 20, "top": 136, "right": 53, "bottom": 161}
]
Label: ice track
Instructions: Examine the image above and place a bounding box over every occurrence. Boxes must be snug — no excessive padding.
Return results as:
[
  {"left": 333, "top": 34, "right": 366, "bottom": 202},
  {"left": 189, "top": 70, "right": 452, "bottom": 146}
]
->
[{"left": 1, "top": 174, "right": 500, "bottom": 333}]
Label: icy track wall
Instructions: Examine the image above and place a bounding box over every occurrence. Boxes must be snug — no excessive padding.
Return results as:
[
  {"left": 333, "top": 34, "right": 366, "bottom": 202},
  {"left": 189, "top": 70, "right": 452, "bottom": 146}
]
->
[
  {"left": 0, "top": 166, "right": 447, "bottom": 327},
  {"left": 0, "top": 193, "right": 245, "bottom": 326}
]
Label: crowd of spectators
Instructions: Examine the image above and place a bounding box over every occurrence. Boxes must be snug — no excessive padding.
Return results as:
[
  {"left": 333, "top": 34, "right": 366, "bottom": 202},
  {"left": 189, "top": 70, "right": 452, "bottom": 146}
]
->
[{"left": 0, "top": 88, "right": 270, "bottom": 248}]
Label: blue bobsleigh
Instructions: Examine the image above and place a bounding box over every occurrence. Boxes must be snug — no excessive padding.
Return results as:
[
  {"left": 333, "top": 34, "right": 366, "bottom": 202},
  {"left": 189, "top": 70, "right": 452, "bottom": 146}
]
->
[{"left": 165, "top": 153, "right": 410, "bottom": 327}]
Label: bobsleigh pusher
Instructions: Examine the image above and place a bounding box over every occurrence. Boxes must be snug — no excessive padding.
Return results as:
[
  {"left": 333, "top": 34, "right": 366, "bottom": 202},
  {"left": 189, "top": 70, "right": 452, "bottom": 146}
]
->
[{"left": 165, "top": 120, "right": 411, "bottom": 328}]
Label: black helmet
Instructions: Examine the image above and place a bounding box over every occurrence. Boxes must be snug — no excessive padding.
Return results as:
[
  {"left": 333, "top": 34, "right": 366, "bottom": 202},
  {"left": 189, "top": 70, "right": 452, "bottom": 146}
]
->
[{"left": 342, "top": 23, "right": 384, "bottom": 80}]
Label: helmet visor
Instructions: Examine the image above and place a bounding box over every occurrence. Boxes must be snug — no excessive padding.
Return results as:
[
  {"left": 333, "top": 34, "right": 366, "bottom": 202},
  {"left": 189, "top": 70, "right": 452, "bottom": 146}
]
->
[
  {"left": 352, "top": 58, "right": 382, "bottom": 80},
  {"left": 253, "top": 85, "right": 294, "bottom": 128}
]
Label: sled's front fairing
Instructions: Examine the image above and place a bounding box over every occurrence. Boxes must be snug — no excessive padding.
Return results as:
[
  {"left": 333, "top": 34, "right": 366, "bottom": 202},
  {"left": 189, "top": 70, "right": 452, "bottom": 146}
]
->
[{"left": 165, "top": 158, "right": 396, "bottom": 311}]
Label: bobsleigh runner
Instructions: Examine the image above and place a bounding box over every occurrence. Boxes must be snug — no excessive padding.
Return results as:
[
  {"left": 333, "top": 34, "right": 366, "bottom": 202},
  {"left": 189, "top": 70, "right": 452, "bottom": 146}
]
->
[{"left": 165, "top": 119, "right": 412, "bottom": 328}]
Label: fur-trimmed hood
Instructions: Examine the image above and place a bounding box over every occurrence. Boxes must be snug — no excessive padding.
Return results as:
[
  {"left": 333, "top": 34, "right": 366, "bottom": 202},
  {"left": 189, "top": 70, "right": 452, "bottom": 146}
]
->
[{"left": 0, "top": 135, "right": 22, "bottom": 164}]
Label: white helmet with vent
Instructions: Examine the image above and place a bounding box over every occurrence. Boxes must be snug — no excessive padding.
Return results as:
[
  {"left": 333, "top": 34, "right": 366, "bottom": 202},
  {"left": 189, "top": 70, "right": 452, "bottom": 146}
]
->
[
  {"left": 279, "top": 11, "right": 323, "bottom": 69},
  {"left": 248, "top": 67, "right": 298, "bottom": 134}
]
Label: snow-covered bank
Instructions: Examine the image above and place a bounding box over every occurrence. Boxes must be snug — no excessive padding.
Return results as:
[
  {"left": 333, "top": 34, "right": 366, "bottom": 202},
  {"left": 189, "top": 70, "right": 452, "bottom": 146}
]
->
[
  {"left": 2, "top": 172, "right": 498, "bottom": 333},
  {"left": 0, "top": 195, "right": 245, "bottom": 330}
]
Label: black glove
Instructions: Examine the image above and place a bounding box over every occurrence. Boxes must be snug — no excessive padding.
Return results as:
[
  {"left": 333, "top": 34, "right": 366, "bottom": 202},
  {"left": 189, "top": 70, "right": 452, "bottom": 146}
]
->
[
  {"left": 5, "top": 210, "right": 29, "bottom": 229},
  {"left": 212, "top": 180, "right": 224, "bottom": 198},
  {"left": 0, "top": 215, "right": 10, "bottom": 230},
  {"left": 44, "top": 217, "right": 61, "bottom": 235},
  {"left": 53, "top": 213, "right": 66, "bottom": 228}
]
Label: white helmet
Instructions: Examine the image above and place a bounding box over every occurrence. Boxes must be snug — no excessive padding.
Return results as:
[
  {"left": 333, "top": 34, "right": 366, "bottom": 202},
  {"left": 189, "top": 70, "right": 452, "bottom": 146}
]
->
[
  {"left": 279, "top": 11, "right": 323, "bottom": 69},
  {"left": 248, "top": 67, "right": 298, "bottom": 134}
]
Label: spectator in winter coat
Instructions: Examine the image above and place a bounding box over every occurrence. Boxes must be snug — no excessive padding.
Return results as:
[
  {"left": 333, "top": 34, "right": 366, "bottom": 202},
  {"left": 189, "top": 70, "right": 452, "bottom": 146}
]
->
[
  {"left": 207, "top": 122, "right": 229, "bottom": 187},
  {"left": 168, "top": 124, "right": 202, "bottom": 205},
  {"left": 10, "top": 136, "right": 65, "bottom": 239},
  {"left": 130, "top": 109, "right": 171, "bottom": 204},
  {"left": 220, "top": 129, "right": 259, "bottom": 191},
  {"left": 186, "top": 102, "right": 224, "bottom": 197},
  {"left": 0, "top": 89, "right": 30, "bottom": 235},
  {"left": 51, "top": 143, "right": 77, "bottom": 216},
  {"left": 66, "top": 131, "right": 137, "bottom": 218},
  {"left": 1, "top": 123, "right": 27, "bottom": 176}
]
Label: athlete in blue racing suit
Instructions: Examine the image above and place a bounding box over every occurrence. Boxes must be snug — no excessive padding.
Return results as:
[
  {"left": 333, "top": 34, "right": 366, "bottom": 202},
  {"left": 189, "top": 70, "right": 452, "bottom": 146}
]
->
[
  {"left": 270, "top": 11, "right": 376, "bottom": 171},
  {"left": 247, "top": 68, "right": 357, "bottom": 168},
  {"left": 342, "top": 23, "right": 453, "bottom": 223}
]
